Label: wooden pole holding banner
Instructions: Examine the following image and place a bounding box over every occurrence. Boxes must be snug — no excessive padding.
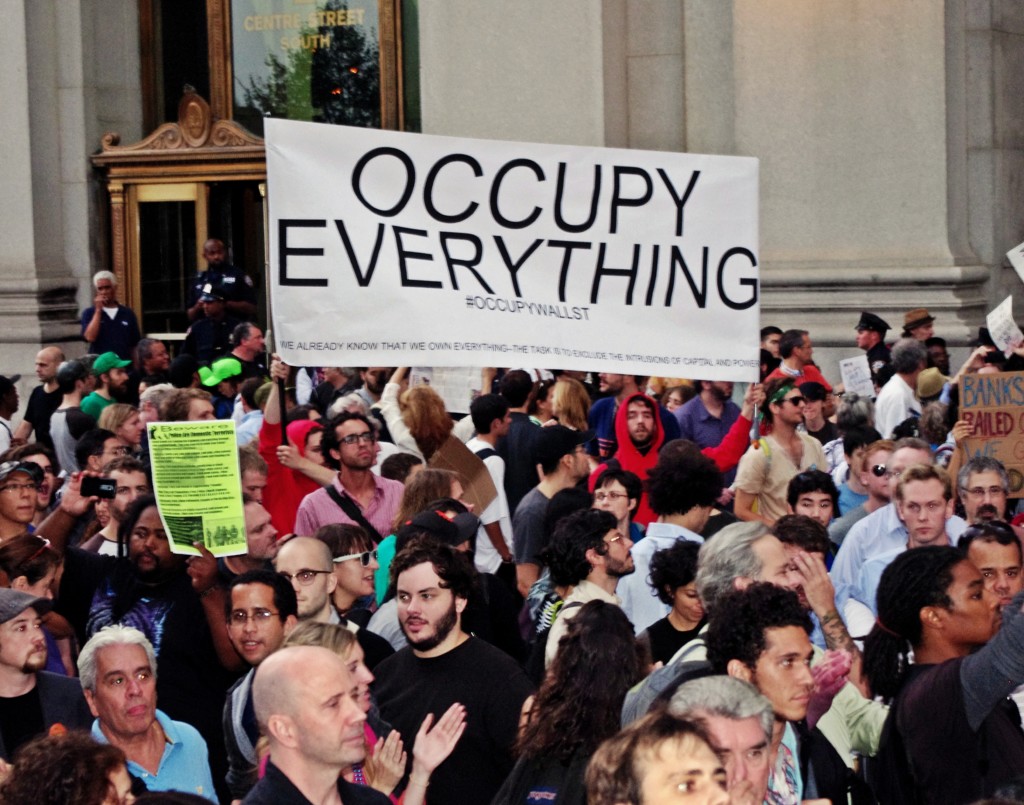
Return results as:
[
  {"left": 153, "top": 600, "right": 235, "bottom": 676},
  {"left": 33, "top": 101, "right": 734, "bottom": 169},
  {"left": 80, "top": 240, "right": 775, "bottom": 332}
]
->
[{"left": 259, "top": 181, "right": 289, "bottom": 447}]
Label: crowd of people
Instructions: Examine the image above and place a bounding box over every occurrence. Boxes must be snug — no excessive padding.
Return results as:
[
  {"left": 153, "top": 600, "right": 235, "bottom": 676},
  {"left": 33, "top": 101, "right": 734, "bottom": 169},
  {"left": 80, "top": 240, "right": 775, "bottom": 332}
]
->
[{"left": 0, "top": 251, "right": 1022, "bottom": 805}]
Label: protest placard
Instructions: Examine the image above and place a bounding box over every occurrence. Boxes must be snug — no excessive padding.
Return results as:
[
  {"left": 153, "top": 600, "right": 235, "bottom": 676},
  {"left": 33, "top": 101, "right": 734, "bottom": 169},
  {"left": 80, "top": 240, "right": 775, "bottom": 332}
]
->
[
  {"left": 839, "top": 355, "right": 875, "bottom": 399},
  {"left": 265, "top": 119, "right": 760, "bottom": 381},
  {"left": 148, "top": 420, "right": 247, "bottom": 555},
  {"left": 1007, "top": 239, "right": 1024, "bottom": 286},
  {"left": 986, "top": 296, "right": 1024, "bottom": 358},
  {"left": 958, "top": 371, "right": 1024, "bottom": 497}
]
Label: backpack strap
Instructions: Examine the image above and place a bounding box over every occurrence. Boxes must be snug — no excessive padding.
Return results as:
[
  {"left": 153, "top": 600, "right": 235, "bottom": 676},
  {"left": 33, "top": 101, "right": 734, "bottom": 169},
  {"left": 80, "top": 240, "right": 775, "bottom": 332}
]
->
[{"left": 325, "top": 485, "right": 384, "bottom": 544}]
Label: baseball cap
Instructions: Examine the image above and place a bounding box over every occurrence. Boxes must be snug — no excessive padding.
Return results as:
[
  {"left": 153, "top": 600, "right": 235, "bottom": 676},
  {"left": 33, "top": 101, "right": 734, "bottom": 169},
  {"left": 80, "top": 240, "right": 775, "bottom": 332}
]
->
[
  {"left": 0, "top": 461, "right": 42, "bottom": 485},
  {"left": 797, "top": 381, "right": 828, "bottom": 403},
  {"left": 198, "top": 282, "right": 225, "bottom": 303},
  {"left": 92, "top": 352, "right": 132, "bottom": 376},
  {"left": 534, "top": 425, "right": 594, "bottom": 469},
  {"left": 199, "top": 357, "right": 243, "bottom": 387},
  {"left": 0, "top": 588, "right": 52, "bottom": 624},
  {"left": 396, "top": 509, "right": 481, "bottom": 551}
]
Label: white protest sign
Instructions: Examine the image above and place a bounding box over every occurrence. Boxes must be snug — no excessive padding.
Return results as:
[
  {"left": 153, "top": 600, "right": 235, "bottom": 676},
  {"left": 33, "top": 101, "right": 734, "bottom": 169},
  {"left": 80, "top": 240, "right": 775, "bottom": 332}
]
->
[
  {"left": 986, "top": 295, "right": 1024, "bottom": 357},
  {"left": 1007, "top": 239, "right": 1024, "bottom": 286},
  {"left": 265, "top": 119, "right": 760, "bottom": 381},
  {"left": 839, "top": 354, "right": 876, "bottom": 399}
]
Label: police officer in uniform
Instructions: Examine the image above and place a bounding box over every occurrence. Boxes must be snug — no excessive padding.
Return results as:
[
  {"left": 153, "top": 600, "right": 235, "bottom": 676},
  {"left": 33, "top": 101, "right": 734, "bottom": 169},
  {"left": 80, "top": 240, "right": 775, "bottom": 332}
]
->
[
  {"left": 183, "top": 284, "right": 242, "bottom": 366},
  {"left": 186, "top": 239, "right": 257, "bottom": 322},
  {"left": 855, "top": 311, "right": 891, "bottom": 377}
]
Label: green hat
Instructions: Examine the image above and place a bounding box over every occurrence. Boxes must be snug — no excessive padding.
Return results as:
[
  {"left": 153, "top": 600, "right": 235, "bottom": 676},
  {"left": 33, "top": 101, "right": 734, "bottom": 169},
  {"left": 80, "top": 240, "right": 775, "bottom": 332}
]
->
[
  {"left": 199, "top": 357, "right": 243, "bottom": 387},
  {"left": 92, "top": 352, "right": 132, "bottom": 376}
]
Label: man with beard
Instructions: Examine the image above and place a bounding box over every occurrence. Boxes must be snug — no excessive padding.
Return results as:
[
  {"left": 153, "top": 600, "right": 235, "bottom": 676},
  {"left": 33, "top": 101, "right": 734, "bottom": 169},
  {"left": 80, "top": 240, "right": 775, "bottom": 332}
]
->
[
  {"left": 957, "top": 456, "right": 1012, "bottom": 525},
  {"left": 586, "top": 374, "right": 679, "bottom": 461},
  {"left": 38, "top": 489, "right": 241, "bottom": 802},
  {"left": 373, "top": 540, "right": 533, "bottom": 805},
  {"left": 543, "top": 508, "right": 635, "bottom": 666},
  {"left": 675, "top": 380, "right": 741, "bottom": 487},
  {"left": 80, "top": 352, "right": 132, "bottom": 421},
  {"left": 0, "top": 588, "right": 92, "bottom": 760},
  {"left": 294, "top": 412, "right": 403, "bottom": 539}
]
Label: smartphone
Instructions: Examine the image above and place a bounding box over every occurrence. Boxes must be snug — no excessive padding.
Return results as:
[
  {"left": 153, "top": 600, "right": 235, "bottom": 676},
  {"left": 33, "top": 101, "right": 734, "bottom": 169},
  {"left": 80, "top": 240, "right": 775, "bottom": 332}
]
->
[{"left": 81, "top": 476, "right": 117, "bottom": 499}]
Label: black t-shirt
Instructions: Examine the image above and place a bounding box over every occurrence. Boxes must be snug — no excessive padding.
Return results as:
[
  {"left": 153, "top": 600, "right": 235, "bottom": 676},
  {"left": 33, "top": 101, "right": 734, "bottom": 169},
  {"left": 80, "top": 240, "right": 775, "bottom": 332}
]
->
[
  {"left": 643, "top": 616, "right": 707, "bottom": 666},
  {"left": 24, "top": 385, "right": 62, "bottom": 449},
  {"left": 807, "top": 421, "right": 839, "bottom": 446},
  {"left": 374, "top": 637, "right": 533, "bottom": 805},
  {"left": 0, "top": 687, "right": 43, "bottom": 758}
]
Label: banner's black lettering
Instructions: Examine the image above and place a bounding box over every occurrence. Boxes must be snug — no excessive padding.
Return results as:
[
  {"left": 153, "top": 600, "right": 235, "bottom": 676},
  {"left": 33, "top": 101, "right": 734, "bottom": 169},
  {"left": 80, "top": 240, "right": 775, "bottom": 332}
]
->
[
  {"left": 717, "top": 247, "right": 758, "bottom": 310},
  {"left": 554, "top": 162, "right": 601, "bottom": 234},
  {"left": 424, "top": 154, "right": 482, "bottom": 224},
  {"left": 590, "top": 242, "right": 640, "bottom": 305},
  {"left": 548, "top": 240, "right": 592, "bottom": 302},
  {"left": 335, "top": 220, "right": 385, "bottom": 287},
  {"left": 666, "top": 246, "right": 708, "bottom": 308},
  {"left": 494, "top": 236, "right": 543, "bottom": 297},
  {"left": 352, "top": 147, "right": 415, "bottom": 217},
  {"left": 279, "top": 219, "right": 328, "bottom": 287},
  {"left": 490, "top": 159, "right": 545, "bottom": 229},
  {"left": 439, "top": 232, "right": 493, "bottom": 294},
  {"left": 394, "top": 226, "right": 442, "bottom": 288},
  {"left": 609, "top": 166, "right": 653, "bottom": 234},
  {"left": 657, "top": 169, "right": 701, "bottom": 238}
]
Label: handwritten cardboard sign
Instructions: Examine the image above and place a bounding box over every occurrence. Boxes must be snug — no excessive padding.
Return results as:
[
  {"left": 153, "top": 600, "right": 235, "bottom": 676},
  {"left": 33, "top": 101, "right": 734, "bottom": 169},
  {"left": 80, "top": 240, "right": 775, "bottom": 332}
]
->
[{"left": 958, "top": 371, "right": 1024, "bottom": 496}]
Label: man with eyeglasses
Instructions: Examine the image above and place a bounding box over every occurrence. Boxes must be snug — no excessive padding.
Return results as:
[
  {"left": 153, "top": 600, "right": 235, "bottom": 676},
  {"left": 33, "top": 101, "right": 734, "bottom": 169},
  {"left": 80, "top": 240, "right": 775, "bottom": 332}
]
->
[
  {"left": 830, "top": 437, "right": 967, "bottom": 613},
  {"left": 591, "top": 467, "right": 643, "bottom": 544},
  {"left": 222, "top": 570, "right": 297, "bottom": 800},
  {"left": 75, "top": 428, "right": 130, "bottom": 475},
  {"left": 543, "top": 508, "right": 635, "bottom": 667},
  {"left": 294, "top": 412, "right": 403, "bottom": 539},
  {"left": 81, "top": 352, "right": 133, "bottom": 420},
  {"left": 735, "top": 377, "right": 828, "bottom": 527},
  {"left": 273, "top": 537, "right": 337, "bottom": 623},
  {"left": 0, "top": 461, "right": 42, "bottom": 541},
  {"left": 957, "top": 456, "right": 1013, "bottom": 525}
]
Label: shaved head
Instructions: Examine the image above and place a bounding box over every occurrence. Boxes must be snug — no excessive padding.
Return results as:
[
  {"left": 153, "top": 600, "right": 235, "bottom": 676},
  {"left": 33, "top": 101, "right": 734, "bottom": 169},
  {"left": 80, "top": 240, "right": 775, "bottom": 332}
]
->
[
  {"left": 253, "top": 645, "right": 322, "bottom": 730},
  {"left": 276, "top": 536, "right": 332, "bottom": 569}
]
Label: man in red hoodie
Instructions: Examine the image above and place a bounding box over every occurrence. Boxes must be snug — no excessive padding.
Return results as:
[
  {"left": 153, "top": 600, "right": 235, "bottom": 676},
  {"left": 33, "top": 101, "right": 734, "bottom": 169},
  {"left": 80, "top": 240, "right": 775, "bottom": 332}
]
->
[{"left": 599, "top": 393, "right": 665, "bottom": 528}]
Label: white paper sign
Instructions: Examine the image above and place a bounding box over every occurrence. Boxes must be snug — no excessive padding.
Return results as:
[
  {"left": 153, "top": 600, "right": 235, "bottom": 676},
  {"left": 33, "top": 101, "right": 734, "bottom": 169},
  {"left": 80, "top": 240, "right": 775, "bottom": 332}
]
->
[
  {"left": 1007, "top": 239, "right": 1024, "bottom": 286},
  {"left": 265, "top": 119, "right": 761, "bottom": 381},
  {"left": 839, "top": 354, "right": 876, "bottom": 398},
  {"left": 986, "top": 296, "right": 1024, "bottom": 357}
]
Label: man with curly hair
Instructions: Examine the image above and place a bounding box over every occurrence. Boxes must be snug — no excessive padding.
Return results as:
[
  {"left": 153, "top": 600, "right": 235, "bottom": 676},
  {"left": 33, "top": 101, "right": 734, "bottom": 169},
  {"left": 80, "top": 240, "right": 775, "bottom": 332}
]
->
[
  {"left": 706, "top": 583, "right": 864, "bottom": 804},
  {"left": 615, "top": 444, "right": 722, "bottom": 634}
]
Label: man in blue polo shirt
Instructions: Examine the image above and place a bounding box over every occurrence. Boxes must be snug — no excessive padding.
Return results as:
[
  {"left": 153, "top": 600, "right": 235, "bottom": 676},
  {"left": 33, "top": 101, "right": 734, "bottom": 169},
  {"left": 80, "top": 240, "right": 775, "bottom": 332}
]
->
[{"left": 80, "top": 625, "right": 217, "bottom": 802}]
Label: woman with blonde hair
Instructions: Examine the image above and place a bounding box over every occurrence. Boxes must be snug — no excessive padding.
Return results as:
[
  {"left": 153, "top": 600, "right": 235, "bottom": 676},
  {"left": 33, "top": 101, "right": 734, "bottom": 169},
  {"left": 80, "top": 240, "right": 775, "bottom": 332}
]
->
[
  {"left": 283, "top": 621, "right": 465, "bottom": 805},
  {"left": 374, "top": 469, "right": 464, "bottom": 603},
  {"left": 550, "top": 377, "right": 591, "bottom": 432},
  {"left": 98, "top": 403, "right": 145, "bottom": 451}
]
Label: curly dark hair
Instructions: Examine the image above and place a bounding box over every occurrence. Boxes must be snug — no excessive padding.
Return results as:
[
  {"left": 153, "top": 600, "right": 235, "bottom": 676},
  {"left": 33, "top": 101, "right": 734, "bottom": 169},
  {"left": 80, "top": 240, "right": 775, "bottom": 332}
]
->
[
  {"left": 320, "top": 411, "right": 375, "bottom": 470},
  {"left": 773, "top": 514, "right": 831, "bottom": 558},
  {"left": 864, "top": 546, "right": 962, "bottom": 702},
  {"left": 0, "top": 731, "right": 126, "bottom": 805},
  {"left": 705, "top": 582, "right": 811, "bottom": 673},
  {"left": 648, "top": 540, "right": 702, "bottom": 605},
  {"left": 645, "top": 447, "right": 722, "bottom": 517},
  {"left": 541, "top": 508, "right": 617, "bottom": 587},
  {"left": 517, "top": 600, "right": 644, "bottom": 762},
  {"left": 390, "top": 536, "right": 477, "bottom": 601}
]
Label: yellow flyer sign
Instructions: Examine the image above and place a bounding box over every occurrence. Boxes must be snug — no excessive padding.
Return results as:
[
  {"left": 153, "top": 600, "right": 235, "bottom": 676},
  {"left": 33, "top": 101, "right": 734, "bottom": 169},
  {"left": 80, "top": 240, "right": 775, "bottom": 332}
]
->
[{"left": 147, "top": 420, "right": 247, "bottom": 556}]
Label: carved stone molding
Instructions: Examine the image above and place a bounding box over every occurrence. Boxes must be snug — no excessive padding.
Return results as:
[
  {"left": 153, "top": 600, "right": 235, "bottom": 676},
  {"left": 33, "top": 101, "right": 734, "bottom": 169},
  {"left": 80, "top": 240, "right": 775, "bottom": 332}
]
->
[{"left": 93, "top": 88, "right": 264, "bottom": 172}]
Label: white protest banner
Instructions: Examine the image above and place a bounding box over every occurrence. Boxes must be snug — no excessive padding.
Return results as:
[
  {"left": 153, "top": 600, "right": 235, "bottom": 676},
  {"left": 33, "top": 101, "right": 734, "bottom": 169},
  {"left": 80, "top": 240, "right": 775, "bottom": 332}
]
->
[
  {"left": 839, "top": 355, "right": 875, "bottom": 399},
  {"left": 1007, "top": 239, "right": 1024, "bottom": 286},
  {"left": 265, "top": 119, "right": 760, "bottom": 381},
  {"left": 986, "top": 296, "right": 1024, "bottom": 358}
]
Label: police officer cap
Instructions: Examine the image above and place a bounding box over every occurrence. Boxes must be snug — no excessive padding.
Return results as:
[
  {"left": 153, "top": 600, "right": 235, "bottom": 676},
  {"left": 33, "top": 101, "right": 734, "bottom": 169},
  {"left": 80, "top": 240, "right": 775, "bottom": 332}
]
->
[{"left": 855, "top": 311, "right": 890, "bottom": 334}]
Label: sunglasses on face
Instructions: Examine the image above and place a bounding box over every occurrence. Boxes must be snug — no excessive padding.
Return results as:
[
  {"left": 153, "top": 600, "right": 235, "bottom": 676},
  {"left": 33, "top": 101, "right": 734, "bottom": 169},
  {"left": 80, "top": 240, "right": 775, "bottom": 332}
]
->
[{"left": 333, "top": 549, "right": 379, "bottom": 567}]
